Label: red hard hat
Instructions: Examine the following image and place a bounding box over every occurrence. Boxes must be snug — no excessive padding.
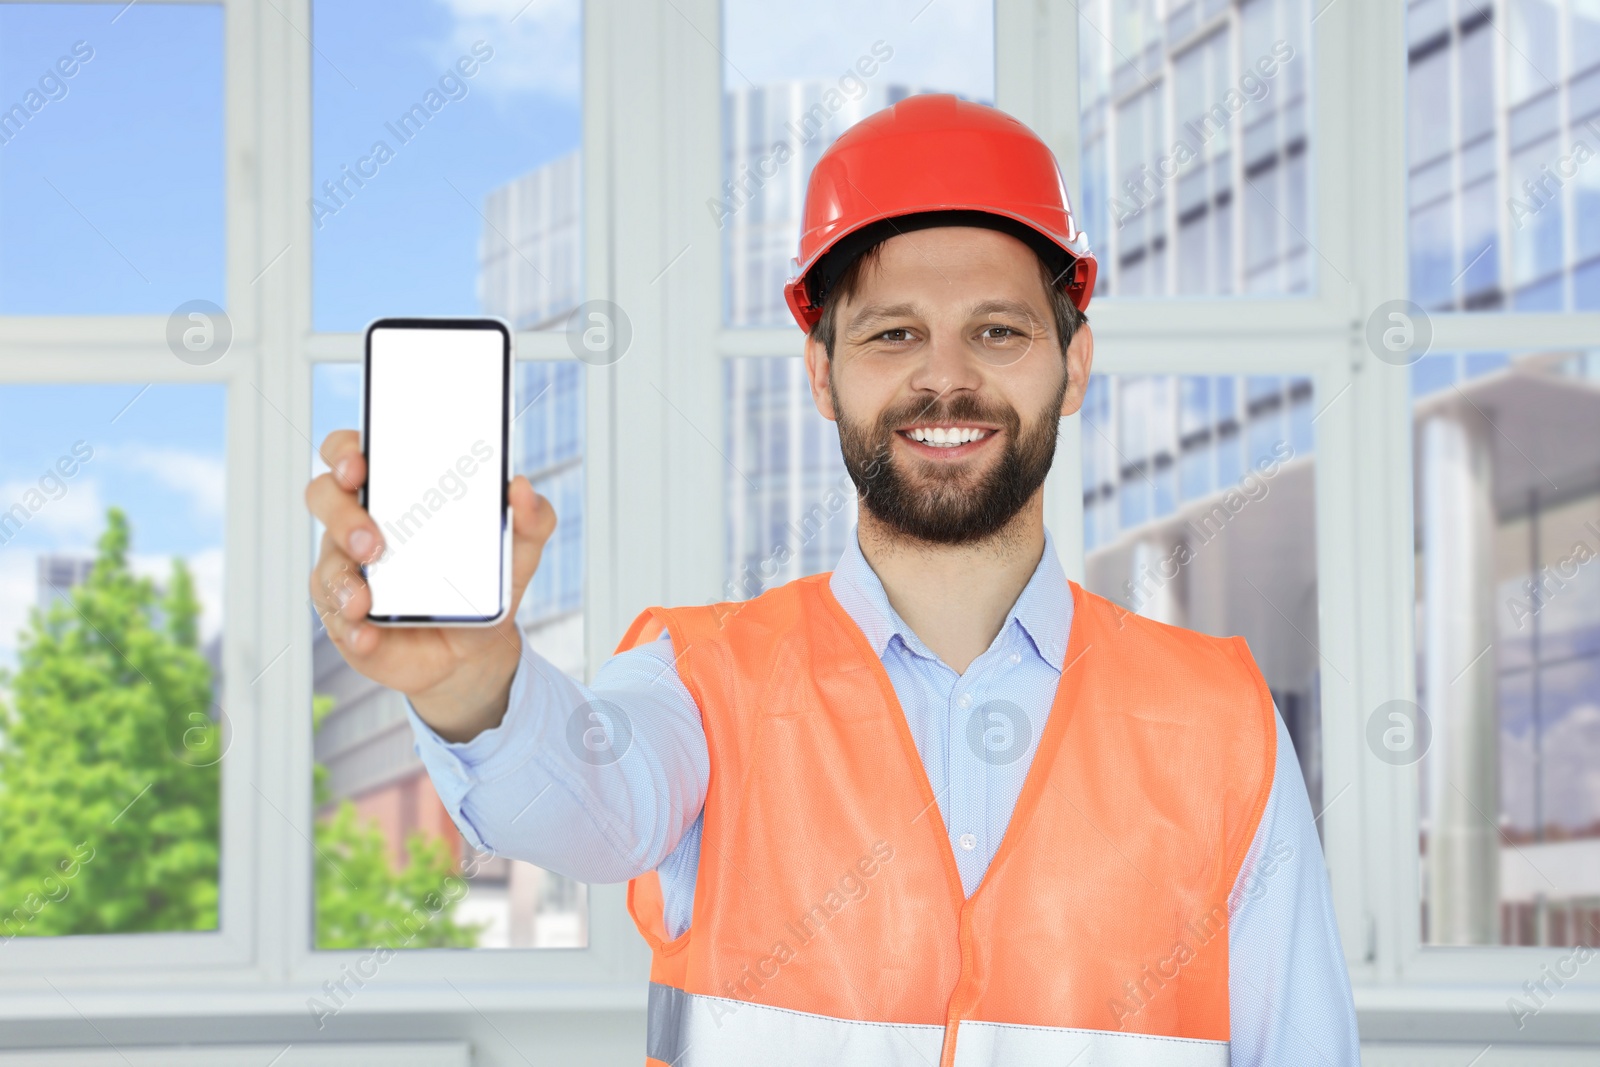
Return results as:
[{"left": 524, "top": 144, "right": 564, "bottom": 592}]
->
[{"left": 783, "top": 93, "right": 1097, "bottom": 332}]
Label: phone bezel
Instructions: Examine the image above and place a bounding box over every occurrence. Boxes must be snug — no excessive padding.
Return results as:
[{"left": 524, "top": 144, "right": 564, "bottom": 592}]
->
[{"left": 359, "top": 316, "right": 513, "bottom": 626}]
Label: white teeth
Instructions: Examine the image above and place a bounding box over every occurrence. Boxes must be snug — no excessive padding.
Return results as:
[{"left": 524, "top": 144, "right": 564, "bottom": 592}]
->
[{"left": 907, "top": 426, "right": 988, "bottom": 447}]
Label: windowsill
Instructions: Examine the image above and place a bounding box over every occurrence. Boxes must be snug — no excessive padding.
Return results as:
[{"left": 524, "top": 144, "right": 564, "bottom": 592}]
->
[{"left": 0, "top": 975, "right": 648, "bottom": 1022}]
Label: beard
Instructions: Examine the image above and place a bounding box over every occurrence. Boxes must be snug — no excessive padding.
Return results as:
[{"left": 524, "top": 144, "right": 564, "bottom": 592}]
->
[{"left": 833, "top": 375, "right": 1067, "bottom": 546}]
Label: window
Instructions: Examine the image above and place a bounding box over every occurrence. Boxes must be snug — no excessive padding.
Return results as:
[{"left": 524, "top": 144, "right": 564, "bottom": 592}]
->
[
  {"left": 0, "top": 384, "right": 226, "bottom": 940},
  {"left": 1078, "top": 0, "right": 1311, "bottom": 297},
  {"left": 0, "top": 3, "right": 224, "bottom": 314},
  {"left": 0, "top": 0, "right": 227, "bottom": 958},
  {"left": 1404, "top": 0, "right": 1600, "bottom": 955},
  {"left": 1082, "top": 373, "right": 1323, "bottom": 813},
  {"left": 1407, "top": 0, "right": 1600, "bottom": 310},
  {"left": 5, "top": 0, "right": 1595, "bottom": 1048},
  {"left": 724, "top": 357, "right": 854, "bottom": 599},
  {"left": 1411, "top": 348, "right": 1600, "bottom": 947},
  {"left": 311, "top": 0, "right": 581, "bottom": 331}
]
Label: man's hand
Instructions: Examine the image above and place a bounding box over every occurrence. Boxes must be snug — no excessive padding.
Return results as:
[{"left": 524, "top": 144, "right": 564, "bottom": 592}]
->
[{"left": 305, "top": 429, "right": 557, "bottom": 742}]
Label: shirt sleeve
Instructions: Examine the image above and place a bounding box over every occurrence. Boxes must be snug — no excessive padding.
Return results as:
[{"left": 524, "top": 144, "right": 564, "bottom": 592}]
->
[
  {"left": 402, "top": 624, "right": 711, "bottom": 884},
  {"left": 1226, "top": 706, "right": 1361, "bottom": 1066}
]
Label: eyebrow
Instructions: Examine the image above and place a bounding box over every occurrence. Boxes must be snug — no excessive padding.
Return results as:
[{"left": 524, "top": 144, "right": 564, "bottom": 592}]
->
[{"left": 846, "top": 302, "right": 920, "bottom": 333}]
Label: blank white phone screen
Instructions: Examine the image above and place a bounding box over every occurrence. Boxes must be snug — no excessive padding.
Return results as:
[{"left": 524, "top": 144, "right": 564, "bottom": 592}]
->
[{"left": 364, "top": 326, "right": 506, "bottom": 620}]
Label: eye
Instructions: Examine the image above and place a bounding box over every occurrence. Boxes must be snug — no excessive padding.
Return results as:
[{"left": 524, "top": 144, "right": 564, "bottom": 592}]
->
[
  {"left": 876, "top": 328, "right": 914, "bottom": 343},
  {"left": 981, "top": 325, "right": 1021, "bottom": 340}
]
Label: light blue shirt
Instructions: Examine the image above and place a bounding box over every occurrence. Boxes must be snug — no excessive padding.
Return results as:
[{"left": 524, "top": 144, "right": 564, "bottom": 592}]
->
[{"left": 406, "top": 527, "right": 1360, "bottom": 1065}]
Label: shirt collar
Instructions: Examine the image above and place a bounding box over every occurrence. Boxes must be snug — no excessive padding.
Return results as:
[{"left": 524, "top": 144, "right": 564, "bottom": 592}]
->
[{"left": 827, "top": 525, "right": 1073, "bottom": 672}]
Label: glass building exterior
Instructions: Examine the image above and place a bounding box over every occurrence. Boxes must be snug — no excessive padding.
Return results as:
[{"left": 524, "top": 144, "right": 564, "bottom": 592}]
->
[{"left": 1403, "top": 0, "right": 1600, "bottom": 945}]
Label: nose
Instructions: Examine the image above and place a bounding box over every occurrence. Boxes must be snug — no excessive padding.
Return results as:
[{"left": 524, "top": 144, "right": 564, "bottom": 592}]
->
[{"left": 906, "top": 326, "right": 985, "bottom": 397}]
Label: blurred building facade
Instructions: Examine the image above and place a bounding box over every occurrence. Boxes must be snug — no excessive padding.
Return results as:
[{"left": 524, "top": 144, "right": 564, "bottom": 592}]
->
[
  {"left": 1403, "top": 0, "right": 1600, "bottom": 945},
  {"left": 1076, "top": 0, "right": 1311, "bottom": 297}
]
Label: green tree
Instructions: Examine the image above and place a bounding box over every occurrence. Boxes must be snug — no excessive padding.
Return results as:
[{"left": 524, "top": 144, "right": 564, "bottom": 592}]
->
[
  {"left": 0, "top": 509, "right": 220, "bottom": 936},
  {"left": 311, "top": 695, "right": 485, "bottom": 949},
  {"left": 0, "top": 506, "right": 481, "bottom": 947}
]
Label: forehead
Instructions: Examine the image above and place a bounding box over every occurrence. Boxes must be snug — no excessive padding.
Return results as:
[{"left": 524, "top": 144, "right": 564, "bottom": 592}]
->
[{"left": 842, "top": 225, "right": 1051, "bottom": 320}]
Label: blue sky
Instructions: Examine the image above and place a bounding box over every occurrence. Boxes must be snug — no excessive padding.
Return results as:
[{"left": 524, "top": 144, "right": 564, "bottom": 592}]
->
[
  {"left": 0, "top": 384, "right": 227, "bottom": 672},
  {"left": 721, "top": 0, "right": 992, "bottom": 98},
  {"left": 0, "top": 3, "right": 225, "bottom": 314},
  {"left": 311, "top": 0, "right": 582, "bottom": 331}
]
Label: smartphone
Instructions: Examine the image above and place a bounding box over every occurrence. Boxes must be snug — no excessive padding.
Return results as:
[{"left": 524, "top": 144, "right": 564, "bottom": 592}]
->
[{"left": 360, "top": 317, "right": 512, "bottom": 626}]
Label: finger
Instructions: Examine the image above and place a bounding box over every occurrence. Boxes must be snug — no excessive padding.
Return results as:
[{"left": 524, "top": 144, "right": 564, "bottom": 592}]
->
[
  {"left": 509, "top": 476, "right": 556, "bottom": 601},
  {"left": 311, "top": 533, "right": 372, "bottom": 624},
  {"left": 318, "top": 429, "right": 365, "bottom": 490},
  {"left": 310, "top": 536, "right": 364, "bottom": 625},
  {"left": 311, "top": 540, "right": 381, "bottom": 657},
  {"left": 306, "top": 470, "right": 385, "bottom": 563}
]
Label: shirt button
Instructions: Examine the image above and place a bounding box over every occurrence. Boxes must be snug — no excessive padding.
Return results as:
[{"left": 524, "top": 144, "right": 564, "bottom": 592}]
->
[
  {"left": 1008, "top": 651, "right": 1021, "bottom": 665},
  {"left": 958, "top": 833, "right": 977, "bottom": 851},
  {"left": 956, "top": 693, "right": 972, "bottom": 709}
]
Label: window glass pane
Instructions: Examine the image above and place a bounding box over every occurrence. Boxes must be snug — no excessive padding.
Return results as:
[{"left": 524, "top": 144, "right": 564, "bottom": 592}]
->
[
  {"left": 1413, "top": 349, "right": 1600, "bottom": 947},
  {"left": 309, "top": 362, "right": 587, "bottom": 949},
  {"left": 312, "top": 0, "right": 581, "bottom": 332},
  {"left": 1406, "top": 0, "right": 1600, "bottom": 310},
  {"left": 0, "top": 384, "right": 226, "bottom": 936},
  {"left": 724, "top": 357, "right": 855, "bottom": 599},
  {"left": 1078, "top": 0, "right": 1312, "bottom": 297},
  {"left": 0, "top": 4, "right": 224, "bottom": 314},
  {"left": 720, "top": 0, "right": 995, "bottom": 327},
  {"left": 1082, "top": 374, "right": 1323, "bottom": 816}
]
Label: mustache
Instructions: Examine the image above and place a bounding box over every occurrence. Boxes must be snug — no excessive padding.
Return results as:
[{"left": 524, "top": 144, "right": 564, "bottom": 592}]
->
[{"left": 875, "top": 392, "right": 1022, "bottom": 437}]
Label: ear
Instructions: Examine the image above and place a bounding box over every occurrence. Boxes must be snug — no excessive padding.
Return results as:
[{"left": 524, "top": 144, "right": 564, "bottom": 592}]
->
[
  {"left": 803, "top": 330, "right": 838, "bottom": 423},
  {"left": 1059, "top": 322, "right": 1095, "bottom": 418}
]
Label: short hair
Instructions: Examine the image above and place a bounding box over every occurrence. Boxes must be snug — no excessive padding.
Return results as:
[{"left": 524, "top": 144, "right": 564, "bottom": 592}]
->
[{"left": 808, "top": 235, "right": 1088, "bottom": 360}]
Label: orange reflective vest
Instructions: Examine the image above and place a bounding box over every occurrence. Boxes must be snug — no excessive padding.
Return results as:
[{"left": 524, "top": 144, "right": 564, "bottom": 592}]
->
[{"left": 616, "top": 574, "right": 1276, "bottom": 1067}]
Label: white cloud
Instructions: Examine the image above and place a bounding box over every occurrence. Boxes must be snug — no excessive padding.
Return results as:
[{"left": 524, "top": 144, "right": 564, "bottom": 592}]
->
[
  {"left": 720, "top": 0, "right": 995, "bottom": 101},
  {"left": 433, "top": 2, "right": 996, "bottom": 129},
  {"left": 1499, "top": 701, "right": 1600, "bottom": 834},
  {"left": 116, "top": 446, "right": 226, "bottom": 520},
  {"left": 0, "top": 474, "right": 106, "bottom": 542},
  {"left": 436, "top": 0, "right": 581, "bottom": 104}
]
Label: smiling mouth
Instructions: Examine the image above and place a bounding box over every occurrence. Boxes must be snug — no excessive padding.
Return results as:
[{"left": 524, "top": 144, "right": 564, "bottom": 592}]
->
[{"left": 896, "top": 424, "right": 997, "bottom": 450}]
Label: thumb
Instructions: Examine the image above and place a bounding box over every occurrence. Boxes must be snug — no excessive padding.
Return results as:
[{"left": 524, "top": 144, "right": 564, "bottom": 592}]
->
[{"left": 508, "top": 475, "right": 556, "bottom": 608}]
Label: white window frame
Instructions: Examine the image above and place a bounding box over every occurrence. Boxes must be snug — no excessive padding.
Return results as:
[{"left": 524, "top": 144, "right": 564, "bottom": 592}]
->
[{"left": 0, "top": 0, "right": 1595, "bottom": 1047}]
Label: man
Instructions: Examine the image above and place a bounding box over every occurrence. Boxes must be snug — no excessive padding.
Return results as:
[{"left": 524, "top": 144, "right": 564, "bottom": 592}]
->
[{"left": 308, "top": 93, "right": 1359, "bottom": 1066}]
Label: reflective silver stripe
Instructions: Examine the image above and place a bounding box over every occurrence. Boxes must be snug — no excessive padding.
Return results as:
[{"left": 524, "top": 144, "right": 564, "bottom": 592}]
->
[
  {"left": 646, "top": 982, "right": 688, "bottom": 1064},
  {"left": 645, "top": 982, "right": 945, "bottom": 1066},
  {"left": 645, "top": 982, "right": 1230, "bottom": 1066},
  {"left": 951, "top": 1019, "right": 1230, "bottom": 1066}
]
